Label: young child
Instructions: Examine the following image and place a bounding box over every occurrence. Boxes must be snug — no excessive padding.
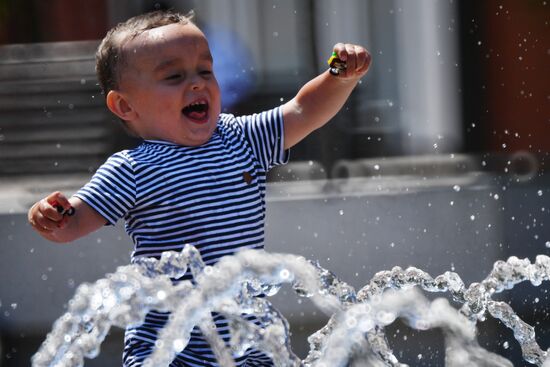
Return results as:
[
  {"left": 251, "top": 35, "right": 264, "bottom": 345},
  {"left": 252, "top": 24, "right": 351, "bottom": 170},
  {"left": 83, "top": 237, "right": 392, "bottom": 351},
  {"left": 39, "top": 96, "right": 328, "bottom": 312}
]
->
[{"left": 27, "top": 10, "right": 370, "bottom": 367}]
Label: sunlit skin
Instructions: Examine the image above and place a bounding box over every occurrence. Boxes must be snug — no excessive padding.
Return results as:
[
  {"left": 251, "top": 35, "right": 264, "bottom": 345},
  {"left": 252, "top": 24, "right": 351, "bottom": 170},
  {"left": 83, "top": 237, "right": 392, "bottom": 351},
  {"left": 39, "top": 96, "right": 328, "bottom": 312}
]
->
[{"left": 106, "top": 22, "right": 222, "bottom": 147}]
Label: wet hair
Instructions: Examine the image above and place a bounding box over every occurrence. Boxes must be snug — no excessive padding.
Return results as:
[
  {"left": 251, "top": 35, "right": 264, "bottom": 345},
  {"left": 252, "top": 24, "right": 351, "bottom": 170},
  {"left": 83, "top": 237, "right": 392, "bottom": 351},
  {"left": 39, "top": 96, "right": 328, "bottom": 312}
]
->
[{"left": 95, "top": 9, "right": 195, "bottom": 96}]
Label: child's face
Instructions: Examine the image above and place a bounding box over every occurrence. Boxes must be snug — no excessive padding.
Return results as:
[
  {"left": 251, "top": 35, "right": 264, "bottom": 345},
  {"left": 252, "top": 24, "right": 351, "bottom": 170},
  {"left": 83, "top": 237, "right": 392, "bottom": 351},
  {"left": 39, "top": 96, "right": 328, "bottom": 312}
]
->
[{"left": 115, "top": 22, "right": 221, "bottom": 146}]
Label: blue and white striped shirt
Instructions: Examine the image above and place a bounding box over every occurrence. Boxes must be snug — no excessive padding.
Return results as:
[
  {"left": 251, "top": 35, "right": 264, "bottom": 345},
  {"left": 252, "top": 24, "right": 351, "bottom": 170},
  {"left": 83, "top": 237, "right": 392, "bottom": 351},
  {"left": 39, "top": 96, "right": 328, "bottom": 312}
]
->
[{"left": 75, "top": 107, "right": 288, "bottom": 366}]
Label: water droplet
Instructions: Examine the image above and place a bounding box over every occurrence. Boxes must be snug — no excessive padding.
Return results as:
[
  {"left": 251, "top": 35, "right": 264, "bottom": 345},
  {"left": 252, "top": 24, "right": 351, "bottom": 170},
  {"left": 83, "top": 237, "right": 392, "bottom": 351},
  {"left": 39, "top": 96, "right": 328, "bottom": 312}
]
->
[
  {"left": 545, "top": 241, "right": 550, "bottom": 248},
  {"left": 339, "top": 210, "right": 344, "bottom": 216},
  {"left": 346, "top": 316, "right": 357, "bottom": 328},
  {"left": 537, "top": 190, "right": 543, "bottom": 196},
  {"left": 173, "top": 339, "right": 186, "bottom": 352},
  {"left": 279, "top": 268, "right": 290, "bottom": 280},
  {"left": 503, "top": 341, "right": 509, "bottom": 349},
  {"left": 373, "top": 164, "right": 380, "bottom": 170},
  {"left": 10, "top": 303, "right": 17, "bottom": 310},
  {"left": 470, "top": 215, "right": 476, "bottom": 221},
  {"left": 453, "top": 185, "right": 461, "bottom": 192}
]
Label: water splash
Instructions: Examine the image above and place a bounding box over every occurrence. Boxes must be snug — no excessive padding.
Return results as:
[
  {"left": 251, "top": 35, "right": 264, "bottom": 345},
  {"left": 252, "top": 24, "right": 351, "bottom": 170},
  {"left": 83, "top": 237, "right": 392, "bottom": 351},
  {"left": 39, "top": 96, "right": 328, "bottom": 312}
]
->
[{"left": 32, "top": 245, "right": 550, "bottom": 366}]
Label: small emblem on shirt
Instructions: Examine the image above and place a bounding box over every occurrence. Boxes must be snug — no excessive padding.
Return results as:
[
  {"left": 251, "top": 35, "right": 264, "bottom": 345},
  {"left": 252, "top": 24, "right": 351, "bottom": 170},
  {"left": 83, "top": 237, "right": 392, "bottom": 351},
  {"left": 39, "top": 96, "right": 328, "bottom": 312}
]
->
[{"left": 243, "top": 171, "right": 253, "bottom": 184}]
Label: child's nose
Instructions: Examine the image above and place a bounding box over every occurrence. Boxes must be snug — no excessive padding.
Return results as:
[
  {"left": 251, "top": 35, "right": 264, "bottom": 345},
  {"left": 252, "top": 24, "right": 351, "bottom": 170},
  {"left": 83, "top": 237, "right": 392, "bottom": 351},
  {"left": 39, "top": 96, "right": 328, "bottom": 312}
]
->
[{"left": 190, "top": 74, "right": 205, "bottom": 90}]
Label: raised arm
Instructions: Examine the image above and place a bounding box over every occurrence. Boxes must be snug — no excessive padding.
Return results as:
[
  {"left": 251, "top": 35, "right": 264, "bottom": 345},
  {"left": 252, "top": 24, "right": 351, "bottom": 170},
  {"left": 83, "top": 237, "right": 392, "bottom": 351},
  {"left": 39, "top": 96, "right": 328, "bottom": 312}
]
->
[
  {"left": 282, "top": 43, "right": 371, "bottom": 149},
  {"left": 28, "top": 191, "right": 107, "bottom": 243}
]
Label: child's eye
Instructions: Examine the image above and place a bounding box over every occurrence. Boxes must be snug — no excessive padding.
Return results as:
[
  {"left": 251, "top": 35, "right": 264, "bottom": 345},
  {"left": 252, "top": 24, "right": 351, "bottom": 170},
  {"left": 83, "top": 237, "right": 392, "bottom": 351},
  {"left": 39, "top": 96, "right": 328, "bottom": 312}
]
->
[
  {"left": 200, "top": 70, "right": 212, "bottom": 77},
  {"left": 165, "top": 74, "right": 182, "bottom": 81}
]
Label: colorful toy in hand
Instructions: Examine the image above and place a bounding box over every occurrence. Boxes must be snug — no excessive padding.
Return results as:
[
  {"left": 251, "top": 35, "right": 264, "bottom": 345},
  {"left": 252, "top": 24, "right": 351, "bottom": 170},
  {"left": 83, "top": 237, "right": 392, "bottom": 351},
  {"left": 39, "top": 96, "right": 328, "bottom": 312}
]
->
[
  {"left": 327, "top": 51, "right": 346, "bottom": 76},
  {"left": 53, "top": 201, "right": 75, "bottom": 216}
]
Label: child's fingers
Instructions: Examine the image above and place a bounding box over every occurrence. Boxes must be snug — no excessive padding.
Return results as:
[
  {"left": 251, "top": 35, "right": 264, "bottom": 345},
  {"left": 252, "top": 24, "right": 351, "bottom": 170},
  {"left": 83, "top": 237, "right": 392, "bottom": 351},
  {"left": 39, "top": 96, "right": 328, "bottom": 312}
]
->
[
  {"left": 28, "top": 192, "right": 72, "bottom": 233},
  {"left": 30, "top": 208, "right": 58, "bottom": 233},
  {"left": 46, "top": 191, "right": 72, "bottom": 215},
  {"left": 39, "top": 198, "right": 64, "bottom": 222},
  {"left": 332, "top": 43, "right": 371, "bottom": 77},
  {"left": 344, "top": 44, "right": 357, "bottom": 75},
  {"left": 333, "top": 43, "right": 347, "bottom": 61},
  {"left": 355, "top": 46, "right": 371, "bottom": 74}
]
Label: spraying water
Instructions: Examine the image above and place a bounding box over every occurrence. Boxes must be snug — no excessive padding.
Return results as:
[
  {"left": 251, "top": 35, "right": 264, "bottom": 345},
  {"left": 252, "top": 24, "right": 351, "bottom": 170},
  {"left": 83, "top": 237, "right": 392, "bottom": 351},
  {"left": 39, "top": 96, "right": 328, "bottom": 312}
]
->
[{"left": 31, "top": 244, "right": 550, "bottom": 367}]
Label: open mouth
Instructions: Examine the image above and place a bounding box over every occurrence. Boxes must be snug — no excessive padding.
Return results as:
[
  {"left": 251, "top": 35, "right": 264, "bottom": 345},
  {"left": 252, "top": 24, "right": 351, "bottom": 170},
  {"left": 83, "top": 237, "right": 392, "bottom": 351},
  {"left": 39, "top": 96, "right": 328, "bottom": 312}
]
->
[{"left": 182, "top": 99, "right": 209, "bottom": 123}]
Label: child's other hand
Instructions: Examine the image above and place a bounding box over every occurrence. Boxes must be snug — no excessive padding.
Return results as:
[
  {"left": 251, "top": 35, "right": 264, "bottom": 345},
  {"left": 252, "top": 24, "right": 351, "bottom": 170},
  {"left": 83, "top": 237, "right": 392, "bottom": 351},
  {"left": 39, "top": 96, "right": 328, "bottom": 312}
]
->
[
  {"left": 332, "top": 43, "right": 371, "bottom": 80},
  {"left": 28, "top": 191, "right": 72, "bottom": 234}
]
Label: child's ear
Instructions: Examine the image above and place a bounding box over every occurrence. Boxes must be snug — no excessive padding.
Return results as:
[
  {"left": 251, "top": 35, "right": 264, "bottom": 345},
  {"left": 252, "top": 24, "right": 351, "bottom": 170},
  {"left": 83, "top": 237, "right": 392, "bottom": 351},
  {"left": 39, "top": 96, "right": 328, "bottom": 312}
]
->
[{"left": 106, "top": 90, "right": 137, "bottom": 122}]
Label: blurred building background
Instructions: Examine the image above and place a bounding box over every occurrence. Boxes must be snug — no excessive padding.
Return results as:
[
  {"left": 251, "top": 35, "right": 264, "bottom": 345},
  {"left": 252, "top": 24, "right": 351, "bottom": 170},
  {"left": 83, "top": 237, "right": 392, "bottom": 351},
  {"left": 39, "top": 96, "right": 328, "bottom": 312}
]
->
[{"left": 0, "top": 0, "right": 548, "bottom": 366}]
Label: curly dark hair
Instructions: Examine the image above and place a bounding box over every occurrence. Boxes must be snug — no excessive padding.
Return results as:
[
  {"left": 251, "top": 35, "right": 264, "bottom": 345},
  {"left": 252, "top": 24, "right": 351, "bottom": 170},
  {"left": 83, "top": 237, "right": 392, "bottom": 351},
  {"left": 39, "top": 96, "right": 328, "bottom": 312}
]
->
[{"left": 95, "top": 9, "right": 195, "bottom": 96}]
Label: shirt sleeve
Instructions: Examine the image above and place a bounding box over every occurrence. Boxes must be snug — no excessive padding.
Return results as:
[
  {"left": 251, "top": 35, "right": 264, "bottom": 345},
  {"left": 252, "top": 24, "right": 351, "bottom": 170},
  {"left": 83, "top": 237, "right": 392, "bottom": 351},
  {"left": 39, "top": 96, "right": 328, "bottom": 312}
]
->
[
  {"left": 235, "top": 106, "right": 289, "bottom": 171},
  {"left": 74, "top": 152, "right": 136, "bottom": 225}
]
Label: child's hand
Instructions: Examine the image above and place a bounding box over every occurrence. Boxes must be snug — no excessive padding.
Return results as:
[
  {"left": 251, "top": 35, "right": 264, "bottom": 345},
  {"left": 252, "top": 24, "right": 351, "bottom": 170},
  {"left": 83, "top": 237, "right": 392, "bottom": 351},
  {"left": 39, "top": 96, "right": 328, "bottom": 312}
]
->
[
  {"left": 28, "top": 191, "right": 73, "bottom": 234},
  {"left": 331, "top": 43, "right": 371, "bottom": 80}
]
